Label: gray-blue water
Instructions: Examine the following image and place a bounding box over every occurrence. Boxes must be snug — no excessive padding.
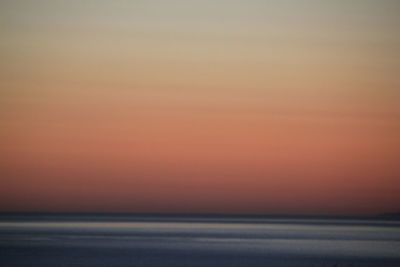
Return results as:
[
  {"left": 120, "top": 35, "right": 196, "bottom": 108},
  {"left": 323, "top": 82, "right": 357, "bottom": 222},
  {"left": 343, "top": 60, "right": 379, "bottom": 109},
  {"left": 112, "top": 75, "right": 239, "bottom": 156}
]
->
[{"left": 1, "top": 215, "right": 399, "bottom": 266}]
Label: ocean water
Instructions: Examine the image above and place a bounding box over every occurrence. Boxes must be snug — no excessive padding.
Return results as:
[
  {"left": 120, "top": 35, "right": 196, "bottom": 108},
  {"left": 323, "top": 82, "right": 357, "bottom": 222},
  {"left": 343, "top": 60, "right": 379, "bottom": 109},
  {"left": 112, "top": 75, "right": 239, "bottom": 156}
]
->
[{"left": 0, "top": 215, "right": 399, "bottom": 266}]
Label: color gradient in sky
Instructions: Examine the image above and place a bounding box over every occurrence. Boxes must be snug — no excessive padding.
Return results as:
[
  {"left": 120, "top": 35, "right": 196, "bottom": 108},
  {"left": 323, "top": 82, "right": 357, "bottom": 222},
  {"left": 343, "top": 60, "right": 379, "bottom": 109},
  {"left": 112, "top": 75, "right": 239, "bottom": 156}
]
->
[{"left": 1, "top": 0, "right": 399, "bottom": 215}]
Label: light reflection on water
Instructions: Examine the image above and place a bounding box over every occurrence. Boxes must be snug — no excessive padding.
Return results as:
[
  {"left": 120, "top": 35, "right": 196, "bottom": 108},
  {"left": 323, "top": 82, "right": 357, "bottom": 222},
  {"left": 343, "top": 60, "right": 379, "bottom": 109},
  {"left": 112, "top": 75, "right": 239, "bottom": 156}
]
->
[
  {"left": 1, "top": 218, "right": 400, "bottom": 259},
  {"left": 1, "top": 220, "right": 399, "bottom": 231}
]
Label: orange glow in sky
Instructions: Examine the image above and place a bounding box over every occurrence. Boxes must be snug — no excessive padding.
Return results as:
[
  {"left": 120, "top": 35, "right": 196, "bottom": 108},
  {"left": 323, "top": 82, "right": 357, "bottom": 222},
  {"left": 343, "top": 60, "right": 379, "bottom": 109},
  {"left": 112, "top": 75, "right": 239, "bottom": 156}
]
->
[{"left": 1, "top": 0, "right": 399, "bottom": 215}]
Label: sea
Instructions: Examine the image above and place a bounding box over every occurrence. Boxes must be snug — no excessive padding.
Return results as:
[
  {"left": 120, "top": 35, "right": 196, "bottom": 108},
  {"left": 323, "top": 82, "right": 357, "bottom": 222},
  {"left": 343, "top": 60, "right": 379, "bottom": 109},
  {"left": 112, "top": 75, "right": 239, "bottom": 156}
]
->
[{"left": 0, "top": 214, "right": 399, "bottom": 266}]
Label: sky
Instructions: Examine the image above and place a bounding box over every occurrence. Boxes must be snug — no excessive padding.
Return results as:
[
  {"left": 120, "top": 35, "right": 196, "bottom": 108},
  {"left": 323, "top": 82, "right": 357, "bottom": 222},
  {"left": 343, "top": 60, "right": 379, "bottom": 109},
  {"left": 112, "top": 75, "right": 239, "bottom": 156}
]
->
[{"left": 1, "top": 0, "right": 399, "bottom": 215}]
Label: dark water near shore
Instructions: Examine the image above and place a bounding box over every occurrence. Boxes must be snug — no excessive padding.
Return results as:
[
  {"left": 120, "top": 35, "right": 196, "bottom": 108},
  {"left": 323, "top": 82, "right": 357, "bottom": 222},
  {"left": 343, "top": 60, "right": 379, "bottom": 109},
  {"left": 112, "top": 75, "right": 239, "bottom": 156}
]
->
[{"left": 1, "top": 214, "right": 399, "bottom": 266}]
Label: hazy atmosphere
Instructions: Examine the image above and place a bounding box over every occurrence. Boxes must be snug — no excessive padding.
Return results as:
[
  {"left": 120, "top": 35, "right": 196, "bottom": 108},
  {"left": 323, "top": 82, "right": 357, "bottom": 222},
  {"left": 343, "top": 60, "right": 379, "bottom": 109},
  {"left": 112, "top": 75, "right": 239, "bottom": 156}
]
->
[{"left": 1, "top": 0, "right": 400, "bottom": 215}]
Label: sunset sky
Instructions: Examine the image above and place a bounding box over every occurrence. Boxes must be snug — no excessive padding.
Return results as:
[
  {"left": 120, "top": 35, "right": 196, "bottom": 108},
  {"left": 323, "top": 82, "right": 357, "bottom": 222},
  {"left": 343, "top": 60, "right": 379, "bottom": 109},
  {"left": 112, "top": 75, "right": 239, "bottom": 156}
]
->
[{"left": 1, "top": 0, "right": 399, "bottom": 215}]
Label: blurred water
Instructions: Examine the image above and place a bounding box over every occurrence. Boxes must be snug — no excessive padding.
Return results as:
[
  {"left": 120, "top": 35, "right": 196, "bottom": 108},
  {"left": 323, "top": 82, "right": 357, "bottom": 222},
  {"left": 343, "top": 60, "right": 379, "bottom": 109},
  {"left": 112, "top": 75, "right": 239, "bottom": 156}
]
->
[{"left": 1, "top": 215, "right": 399, "bottom": 266}]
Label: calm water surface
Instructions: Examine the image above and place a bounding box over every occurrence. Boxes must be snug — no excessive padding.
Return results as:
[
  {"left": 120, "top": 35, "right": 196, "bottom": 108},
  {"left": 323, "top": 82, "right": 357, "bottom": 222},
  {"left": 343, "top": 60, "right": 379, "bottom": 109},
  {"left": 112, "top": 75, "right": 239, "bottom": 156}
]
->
[{"left": 1, "top": 215, "right": 399, "bottom": 266}]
